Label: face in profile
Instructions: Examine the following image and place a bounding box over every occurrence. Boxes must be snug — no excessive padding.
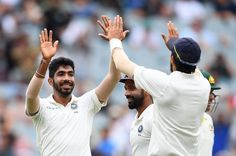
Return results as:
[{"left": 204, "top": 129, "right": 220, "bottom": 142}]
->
[
  {"left": 124, "top": 79, "right": 144, "bottom": 109},
  {"left": 51, "top": 65, "right": 75, "bottom": 97}
]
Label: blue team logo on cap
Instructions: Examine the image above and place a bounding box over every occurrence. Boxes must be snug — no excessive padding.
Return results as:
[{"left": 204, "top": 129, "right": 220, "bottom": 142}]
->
[
  {"left": 138, "top": 125, "right": 143, "bottom": 133},
  {"left": 71, "top": 103, "right": 78, "bottom": 110}
]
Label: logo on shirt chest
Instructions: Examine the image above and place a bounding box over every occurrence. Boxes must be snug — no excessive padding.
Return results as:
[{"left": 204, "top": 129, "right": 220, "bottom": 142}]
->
[
  {"left": 71, "top": 103, "right": 78, "bottom": 113},
  {"left": 46, "top": 106, "right": 60, "bottom": 110},
  {"left": 71, "top": 103, "right": 78, "bottom": 110},
  {"left": 138, "top": 125, "right": 143, "bottom": 135}
]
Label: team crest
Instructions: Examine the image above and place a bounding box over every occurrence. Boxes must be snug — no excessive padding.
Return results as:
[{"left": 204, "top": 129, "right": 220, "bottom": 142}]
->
[
  {"left": 71, "top": 103, "right": 78, "bottom": 110},
  {"left": 138, "top": 125, "right": 143, "bottom": 133},
  {"left": 209, "top": 76, "right": 215, "bottom": 84}
]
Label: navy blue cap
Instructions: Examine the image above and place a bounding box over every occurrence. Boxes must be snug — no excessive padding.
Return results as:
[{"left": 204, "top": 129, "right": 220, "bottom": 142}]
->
[
  {"left": 119, "top": 75, "right": 133, "bottom": 83},
  {"left": 167, "top": 37, "right": 201, "bottom": 66}
]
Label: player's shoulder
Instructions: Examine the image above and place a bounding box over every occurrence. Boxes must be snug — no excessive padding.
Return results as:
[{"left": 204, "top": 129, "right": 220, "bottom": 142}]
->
[
  {"left": 77, "top": 89, "right": 95, "bottom": 100},
  {"left": 143, "top": 104, "right": 154, "bottom": 121}
]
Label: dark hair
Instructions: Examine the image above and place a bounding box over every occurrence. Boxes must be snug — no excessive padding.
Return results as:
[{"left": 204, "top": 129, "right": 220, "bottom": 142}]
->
[
  {"left": 172, "top": 54, "right": 196, "bottom": 74},
  {"left": 49, "top": 57, "right": 74, "bottom": 78}
]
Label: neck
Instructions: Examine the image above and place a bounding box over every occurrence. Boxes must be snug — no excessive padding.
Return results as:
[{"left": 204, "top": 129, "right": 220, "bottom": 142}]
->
[
  {"left": 53, "top": 93, "right": 72, "bottom": 106},
  {"left": 136, "top": 96, "right": 152, "bottom": 118}
]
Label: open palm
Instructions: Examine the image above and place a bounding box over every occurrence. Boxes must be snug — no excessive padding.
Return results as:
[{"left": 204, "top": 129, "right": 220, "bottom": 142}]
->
[
  {"left": 161, "top": 21, "right": 179, "bottom": 47},
  {"left": 97, "top": 15, "right": 129, "bottom": 41},
  {"left": 39, "top": 29, "right": 59, "bottom": 60}
]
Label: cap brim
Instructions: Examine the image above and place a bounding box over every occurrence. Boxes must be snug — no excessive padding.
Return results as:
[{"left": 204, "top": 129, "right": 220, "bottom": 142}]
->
[
  {"left": 119, "top": 78, "right": 133, "bottom": 83},
  {"left": 211, "top": 86, "right": 221, "bottom": 90},
  {"left": 211, "top": 84, "right": 221, "bottom": 90}
]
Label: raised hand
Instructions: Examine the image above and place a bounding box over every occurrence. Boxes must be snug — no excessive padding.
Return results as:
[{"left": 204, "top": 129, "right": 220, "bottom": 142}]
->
[
  {"left": 39, "top": 28, "right": 59, "bottom": 60},
  {"left": 97, "top": 15, "right": 110, "bottom": 40},
  {"left": 161, "top": 21, "right": 179, "bottom": 49},
  {"left": 97, "top": 15, "right": 129, "bottom": 41}
]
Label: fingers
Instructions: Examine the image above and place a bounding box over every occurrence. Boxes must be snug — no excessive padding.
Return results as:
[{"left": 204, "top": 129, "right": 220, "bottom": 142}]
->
[
  {"left": 49, "top": 30, "right": 53, "bottom": 42},
  {"left": 41, "top": 30, "right": 45, "bottom": 42},
  {"left": 120, "top": 16, "right": 123, "bottom": 30},
  {"left": 115, "top": 15, "right": 119, "bottom": 29},
  {"left": 161, "top": 33, "right": 167, "bottom": 43},
  {"left": 170, "top": 22, "right": 176, "bottom": 37},
  {"left": 40, "top": 28, "right": 52, "bottom": 43},
  {"left": 39, "top": 34, "right": 43, "bottom": 44},
  {"left": 108, "top": 17, "right": 112, "bottom": 28},
  {"left": 44, "top": 28, "right": 48, "bottom": 41},
  {"left": 101, "top": 15, "right": 125, "bottom": 40},
  {"left": 172, "top": 24, "right": 179, "bottom": 38},
  {"left": 97, "top": 20, "right": 107, "bottom": 33},
  {"left": 167, "top": 21, "right": 172, "bottom": 36},
  {"left": 101, "top": 15, "right": 110, "bottom": 27},
  {"left": 167, "top": 21, "right": 178, "bottom": 38}
]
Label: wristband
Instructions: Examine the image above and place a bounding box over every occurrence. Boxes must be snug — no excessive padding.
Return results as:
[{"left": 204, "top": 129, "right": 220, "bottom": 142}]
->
[
  {"left": 35, "top": 71, "right": 45, "bottom": 78},
  {"left": 109, "top": 38, "right": 123, "bottom": 52},
  {"left": 41, "top": 58, "right": 51, "bottom": 64}
]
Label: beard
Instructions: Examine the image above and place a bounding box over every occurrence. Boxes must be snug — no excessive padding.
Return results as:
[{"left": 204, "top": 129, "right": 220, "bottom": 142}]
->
[
  {"left": 126, "top": 91, "right": 144, "bottom": 110},
  {"left": 53, "top": 80, "right": 74, "bottom": 97}
]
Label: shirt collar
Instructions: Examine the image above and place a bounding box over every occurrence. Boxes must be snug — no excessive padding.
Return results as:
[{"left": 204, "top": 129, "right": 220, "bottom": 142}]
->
[
  {"left": 47, "top": 94, "right": 78, "bottom": 106},
  {"left": 135, "top": 104, "right": 153, "bottom": 120}
]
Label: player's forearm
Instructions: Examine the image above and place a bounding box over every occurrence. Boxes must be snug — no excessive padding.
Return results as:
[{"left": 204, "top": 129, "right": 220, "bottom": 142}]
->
[
  {"left": 95, "top": 73, "right": 119, "bottom": 103},
  {"left": 26, "top": 75, "right": 44, "bottom": 99},
  {"left": 26, "top": 58, "right": 50, "bottom": 98},
  {"left": 25, "top": 58, "right": 50, "bottom": 114},
  {"left": 109, "top": 55, "right": 121, "bottom": 80},
  {"left": 26, "top": 75, "right": 43, "bottom": 114},
  {"left": 109, "top": 39, "right": 137, "bottom": 77},
  {"left": 95, "top": 56, "right": 121, "bottom": 103}
]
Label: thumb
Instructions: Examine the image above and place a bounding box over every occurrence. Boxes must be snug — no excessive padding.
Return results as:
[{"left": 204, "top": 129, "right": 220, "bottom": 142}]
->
[
  {"left": 98, "top": 33, "right": 109, "bottom": 41},
  {"left": 123, "top": 30, "right": 129, "bottom": 37},
  {"left": 161, "top": 33, "right": 167, "bottom": 43}
]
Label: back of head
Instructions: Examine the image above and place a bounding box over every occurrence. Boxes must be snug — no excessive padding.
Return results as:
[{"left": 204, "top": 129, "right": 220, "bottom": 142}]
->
[
  {"left": 49, "top": 57, "right": 74, "bottom": 78},
  {"left": 168, "top": 37, "right": 201, "bottom": 73}
]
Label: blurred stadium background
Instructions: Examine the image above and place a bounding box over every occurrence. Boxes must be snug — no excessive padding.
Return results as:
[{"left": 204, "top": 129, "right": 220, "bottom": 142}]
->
[{"left": 0, "top": 0, "right": 236, "bottom": 155}]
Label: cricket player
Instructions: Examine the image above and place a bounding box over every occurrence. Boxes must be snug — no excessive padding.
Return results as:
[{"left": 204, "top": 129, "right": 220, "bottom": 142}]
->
[
  {"left": 25, "top": 29, "right": 120, "bottom": 156},
  {"left": 101, "top": 15, "right": 210, "bottom": 156},
  {"left": 199, "top": 71, "right": 221, "bottom": 156},
  {"left": 120, "top": 75, "right": 153, "bottom": 156}
]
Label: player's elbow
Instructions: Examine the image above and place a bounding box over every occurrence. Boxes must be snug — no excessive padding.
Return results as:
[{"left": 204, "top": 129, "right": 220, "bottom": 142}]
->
[{"left": 25, "top": 87, "right": 38, "bottom": 100}]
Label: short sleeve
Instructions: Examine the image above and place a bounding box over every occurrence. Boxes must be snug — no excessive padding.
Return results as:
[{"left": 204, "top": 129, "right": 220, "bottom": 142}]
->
[
  {"left": 81, "top": 89, "right": 107, "bottom": 114},
  {"left": 32, "top": 98, "right": 45, "bottom": 120},
  {"left": 134, "top": 66, "right": 169, "bottom": 98}
]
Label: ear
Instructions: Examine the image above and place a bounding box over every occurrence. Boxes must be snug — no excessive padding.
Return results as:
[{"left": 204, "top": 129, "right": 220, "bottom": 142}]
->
[
  {"left": 170, "top": 55, "right": 174, "bottom": 64},
  {"left": 48, "top": 77, "right": 53, "bottom": 86}
]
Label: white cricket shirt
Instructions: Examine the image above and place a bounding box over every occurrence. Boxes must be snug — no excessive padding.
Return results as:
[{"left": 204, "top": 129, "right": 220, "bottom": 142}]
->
[
  {"left": 134, "top": 66, "right": 210, "bottom": 156},
  {"left": 198, "top": 113, "right": 214, "bottom": 156},
  {"left": 31, "top": 89, "right": 106, "bottom": 156},
  {"left": 130, "top": 104, "right": 153, "bottom": 156}
]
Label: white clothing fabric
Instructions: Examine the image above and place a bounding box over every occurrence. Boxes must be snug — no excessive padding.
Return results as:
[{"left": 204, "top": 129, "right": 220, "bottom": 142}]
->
[
  {"left": 130, "top": 104, "right": 153, "bottom": 156},
  {"left": 134, "top": 66, "right": 210, "bottom": 156},
  {"left": 31, "top": 89, "right": 106, "bottom": 156},
  {"left": 198, "top": 113, "right": 214, "bottom": 156}
]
